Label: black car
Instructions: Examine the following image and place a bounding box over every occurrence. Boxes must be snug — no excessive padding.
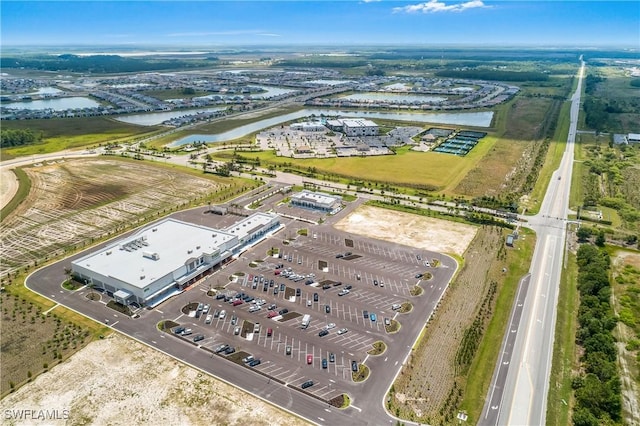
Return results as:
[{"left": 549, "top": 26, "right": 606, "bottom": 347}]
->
[
  {"left": 345, "top": 285, "right": 352, "bottom": 290},
  {"left": 322, "top": 358, "right": 328, "bottom": 369},
  {"left": 351, "top": 360, "right": 358, "bottom": 372},
  {"left": 415, "top": 273, "right": 423, "bottom": 279},
  {"left": 248, "top": 359, "right": 261, "bottom": 367},
  {"left": 313, "top": 293, "right": 319, "bottom": 302},
  {"left": 335, "top": 254, "right": 343, "bottom": 258},
  {"left": 325, "top": 305, "right": 331, "bottom": 314},
  {"left": 215, "top": 293, "right": 225, "bottom": 300},
  {"left": 224, "top": 346, "right": 235, "bottom": 355},
  {"left": 193, "top": 334, "right": 205, "bottom": 342},
  {"left": 319, "top": 329, "right": 329, "bottom": 337},
  {"left": 329, "top": 353, "right": 335, "bottom": 362},
  {"left": 363, "top": 310, "right": 369, "bottom": 319},
  {"left": 322, "top": 284, "right": 331, "bottom": 290},
  {"left": 280, "top": 283, "right": 285, "bottom": 291},
  {"left": 279, "top": 308, "right": 289, "bottom": 315},
  {"left": 173, "top": 326, "right": 185, "bottom": 334},
  {"left": 269, "top": 279, "right": 275, "bottom": 287},
  {"left": 296, "top": 288, "right": 301, "bottom": 296},
  {"left": 301, "top": 380, "right": 314, "bottom": 389},
  {"left": 373, "top": 279, "right": 378, "bottom": 286}
]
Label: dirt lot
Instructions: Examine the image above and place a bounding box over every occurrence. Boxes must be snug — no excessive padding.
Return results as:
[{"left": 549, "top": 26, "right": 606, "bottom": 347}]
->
[
  {"left": 0, "top": 169, "right": 19, "bottom": 210},
  {"left": 0, "top": 158, "right": 249, "bottom": 277},
  {"left": 0, "top": 333, "right": 309, "bottom": 426},
  {"left": 333, "top": 205, "right": 477, "bottom": 256}
]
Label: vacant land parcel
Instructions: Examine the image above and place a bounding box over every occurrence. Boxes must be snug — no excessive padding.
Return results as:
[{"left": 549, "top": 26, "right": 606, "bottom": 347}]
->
[
  {"left": 0, "top": 158, "right": 251, "bottom": 277},
  {"left": 334, "top": 204, "right": 477, "bottom": 256},
  {"left": 0, "top": 333, "right": 309, "bottom": 426}
]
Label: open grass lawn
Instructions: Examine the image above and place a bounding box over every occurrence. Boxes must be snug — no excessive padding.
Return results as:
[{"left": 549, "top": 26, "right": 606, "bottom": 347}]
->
[
  {"left": 1, "top": 117, "right": 162, "bottom": 159},
  {"left": 232, "top": 141, "right": 494, "bottom": 193},
  {"left": 546, "top": 251, "right": 579, "bottom": 426},
  {"left": 459, "top": 228, "right": 536, "bottom": 423}
]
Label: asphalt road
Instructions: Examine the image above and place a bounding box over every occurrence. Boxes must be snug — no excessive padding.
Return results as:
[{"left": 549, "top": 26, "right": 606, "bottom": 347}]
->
[{"left": 481, "top": 57, "right": 585, "bottom": 426}]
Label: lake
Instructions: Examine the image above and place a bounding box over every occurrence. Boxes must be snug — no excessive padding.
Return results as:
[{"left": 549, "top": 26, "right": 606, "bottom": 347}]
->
[
  {"left": 2, "top": 97, "right": 101, "bottom": 111},
  {"left": 168, "top": 108, "right": 493, "bottom": 147},
  {"left": 115, "top": 107, "right": 225, "bottom": 126}
]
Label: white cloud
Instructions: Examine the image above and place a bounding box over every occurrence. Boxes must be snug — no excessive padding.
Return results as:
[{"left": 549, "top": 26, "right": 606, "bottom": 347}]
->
[
  {"left": 393, "top": 0, "right": 488, "bottom": 14},
  {"left": 167, "top": 30, "right": 279, "bottom": 37}
]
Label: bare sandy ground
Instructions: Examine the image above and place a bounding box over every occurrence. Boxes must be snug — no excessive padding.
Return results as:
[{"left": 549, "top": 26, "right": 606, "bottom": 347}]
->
[
  {"left": 0, "top": 168, "right": 19, "bottom": 210},
  {"left": 334, "top": 205, "right": 477, "bottom": 256},
  {"left": 0, "top": 334, "right": 309, "bottom": 426}
]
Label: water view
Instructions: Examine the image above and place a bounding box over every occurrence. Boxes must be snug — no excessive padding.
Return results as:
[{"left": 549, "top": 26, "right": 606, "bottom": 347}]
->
[
  {"left": 115, "top": 107, "right": 225, "bottom": 126},
  {"left": 168, "top": 108, "right": 493, "bottom": 147},
  {"left": 2, "top": 97, "right": 101, "bottom": 111}
]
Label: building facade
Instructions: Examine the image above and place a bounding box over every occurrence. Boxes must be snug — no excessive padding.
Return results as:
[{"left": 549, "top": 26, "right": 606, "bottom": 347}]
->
[
  {"left": 290, "top": 190, "right": 342, "bottom": 213},
  {"left": 71, "top": 213, "right": 280, "bottom": 308}
]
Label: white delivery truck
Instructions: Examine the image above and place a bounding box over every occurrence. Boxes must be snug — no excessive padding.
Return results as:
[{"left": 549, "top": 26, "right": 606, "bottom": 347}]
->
[{"left": 301, "top": 314, "right": 311, "bottom": 329}]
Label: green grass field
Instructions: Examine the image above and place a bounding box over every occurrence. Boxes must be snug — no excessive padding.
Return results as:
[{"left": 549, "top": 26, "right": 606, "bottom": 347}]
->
[
  {"left": 1, "top": 117, "right": 163, "bottom": 159},
  {"left": 546, "top": 251, "right": 579, "bottom": 426}
]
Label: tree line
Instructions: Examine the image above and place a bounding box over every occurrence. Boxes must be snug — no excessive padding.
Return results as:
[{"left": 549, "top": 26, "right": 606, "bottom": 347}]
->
[
  {"left": 0, "top": 128, "right": 42, "bottom": 148},
  {"left": 434, "top": 69, "right": 549, "bottom": 82},
  {"left": 572, "top": 244, "right": 622, "bottom": 426}
]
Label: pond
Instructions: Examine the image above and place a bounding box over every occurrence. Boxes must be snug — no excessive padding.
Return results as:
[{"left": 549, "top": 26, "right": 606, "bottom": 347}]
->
[
  {"left": 115, "top": 107, "right": 225, "bottom": 126},
  {"left": 2, "top": 97, "right": 101, "bottom": 111}
]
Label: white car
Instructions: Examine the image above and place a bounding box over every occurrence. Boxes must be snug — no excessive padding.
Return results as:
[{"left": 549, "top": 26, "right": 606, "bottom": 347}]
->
[
  {"left": 326, "top": 323, "right": 336, "bottom": 329},
  {"left": 337, "top": 328, "right": 348, "bottom": 335},
  {"left": 219, "top": 310, "right": 226, "bottom": 319},
  {"left": 205, "top": 315, "right": 213, "bottom": 324},
  {"left": 307, "top": 300, "right": 312, "bottom": 306},
  {"left": 249, "top": 305, "right": 261, "bottom": 313}
]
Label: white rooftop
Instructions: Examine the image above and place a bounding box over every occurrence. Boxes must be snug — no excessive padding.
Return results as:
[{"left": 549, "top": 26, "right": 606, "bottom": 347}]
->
[
  {"left": 291, "top": 190, "right": 341, "bottom": 207},
  {"left": 341, "top": 119, "right": 378, "bottom": 128},
  {"left": 73, "top": 219, "right": 236, "bottom": 289},
  {"left": 224, "top": 212, "right": 277, "bottom": 241}
]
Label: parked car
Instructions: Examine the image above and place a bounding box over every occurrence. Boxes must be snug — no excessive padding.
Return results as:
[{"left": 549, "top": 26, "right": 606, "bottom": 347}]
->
[
  {"left": 174, "top": 326, "right": 185, "bottom": 334},
  {"left": 363, "top": 310, "right": 369, "bottom": 319},
  {"left": 313, "top": 293, "right": 319, "bottom": 302},
  {"left": 329, "top": 353, "right": 335, "bottom": 362},
  {"left": 296, "top": 288, "right": 301, "bottom": 296},
  {"left": 231, "top": 315, "right": 238, "bottom": 325},
  {"left": 242, "top": 355, "right": 254, "bottom": 363},
  {"left": 181, "top": 328, "right": 192, "bottom": 336},
  {"left": 219, "top": 310, "right": 226, "bottom": 319},
  {"left": 319, "top": 329, "right": 329, "bottom": 337},
  {"left": 205, "top": 314, "right": 213, "bottom": 324},
  {"left": 232, "top": 299, "right": 243, "bottom": 306},
  {"left": 278, "top": 308, "right": 289, "bottom": 315},
  {"left": 197, "top": 303, "right": 204, "bottom": 311},
  {"left": 249, "top": 305, "right": 261, "bottom": 313},
  {"left": 338, "top": 289, "right": 350, "bottom": 296},
  {"left": 224, "top": 346, "right": 235, "bottom": 355},
  {"left": 337, "top": 328, "right": 348, "bottom": 335},
  {"left": 370, "top": 313, "right": 377, "bottom": 322},
  {"left": 351, "top": 360, "right": 358, "bottom": 372},
  {"left": 280, "top": 283, "right": 285, "bottom": 291},
  {"left": 384, "top": 317, "right": 391, "bottom": 326},
  {"left": 203, "top": 304, "right": 210, "bottom": 313},
  {"left": 267, "top": 328, "right": 273, "bottom": 337},
  {"left": 301, "top": 380, "right": 314, "bottom": 389},
  {"left": 415, "top": 273, "right": 423, "bottom": 279},
  {"left": 391, "top": 303, "right": 401, "bottom": 311},
  {"left": 326, "top": 323, "right": 336, "bottom": 329},
  {"left": 307, "top": 354, "right": 313, "bottom": 364},
  {"left": 193, "top": 334, "right": 204, "bottom": 342},
  {"left": 267, "top": 311, "right": 279, "bottom": 318},
  {"left": 234, "top": 326, "right": 241, "bottom": 335},
  {"left": 215, "top": 344, "right": 229, "bottom": 353},
  {"left": 345, "top": 285, "right": 353, "bottom": 290},
  {"left": 322, "top": 358, "right": 328, "bottom": 369},
  {"left": 286, "top": 345, "right": 292, "bottom": 356},
  {"left": 325, "top": 305, "right": 331, "bottom": 313},
  {"left": 248, "top": 359, "right": 261, "bottom": 367},
  {"left": 213, "top": 309, "right": 220, "bottom": 318}
]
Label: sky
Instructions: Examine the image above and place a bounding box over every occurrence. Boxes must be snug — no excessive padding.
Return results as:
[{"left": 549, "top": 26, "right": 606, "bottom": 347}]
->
[{"left": 1, "top": 1, "right": 638, "bottom": 48}]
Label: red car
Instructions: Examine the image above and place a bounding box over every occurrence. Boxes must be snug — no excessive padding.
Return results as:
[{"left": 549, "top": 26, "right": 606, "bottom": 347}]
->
[
  {"left": 232, "top": 299, "right": 243, "bottom": 306},
  {"left": 307, "top": 354, "right": 313, "bottom": 365},
  {"left": 267, "top": 311, "right": 278, "bottom": 318}
]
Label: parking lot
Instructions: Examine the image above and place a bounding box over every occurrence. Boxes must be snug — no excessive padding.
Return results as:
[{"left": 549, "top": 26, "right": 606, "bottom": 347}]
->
[{"left": 164, "top": 218, "right": 455, "bottom": 402}]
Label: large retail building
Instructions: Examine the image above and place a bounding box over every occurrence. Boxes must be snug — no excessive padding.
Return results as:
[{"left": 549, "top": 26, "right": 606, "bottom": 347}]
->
[{"left": 71, "top": 213, "right": 280, "bottom": 307}]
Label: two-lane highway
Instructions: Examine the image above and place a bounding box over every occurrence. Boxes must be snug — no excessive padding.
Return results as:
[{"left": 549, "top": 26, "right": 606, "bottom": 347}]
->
[{"left": 481, "top": 57, "right": 585, "bottom": 426}]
